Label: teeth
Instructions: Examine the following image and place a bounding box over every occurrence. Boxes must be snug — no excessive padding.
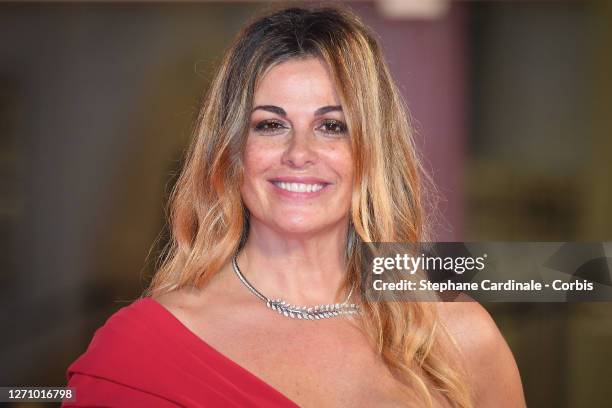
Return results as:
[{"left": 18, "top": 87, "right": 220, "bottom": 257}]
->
[{"left": 274, "top": 182, "right": 326, "bottom": 193}]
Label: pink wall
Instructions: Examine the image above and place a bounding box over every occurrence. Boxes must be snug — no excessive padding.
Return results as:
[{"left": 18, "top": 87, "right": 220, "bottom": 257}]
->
[{"left": 352, "top": 2, "right": 468, "bottom": 241}]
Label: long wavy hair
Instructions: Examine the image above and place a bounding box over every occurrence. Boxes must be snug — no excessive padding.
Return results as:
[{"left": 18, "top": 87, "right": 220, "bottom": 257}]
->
[{"left": 144, "top": 5, "right": 472, "bottom": 407}]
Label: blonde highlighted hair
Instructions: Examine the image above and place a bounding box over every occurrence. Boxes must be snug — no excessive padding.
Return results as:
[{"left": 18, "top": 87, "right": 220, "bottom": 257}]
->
[{"left": 144, "top": 5, "right": 472, "bottom": 407}]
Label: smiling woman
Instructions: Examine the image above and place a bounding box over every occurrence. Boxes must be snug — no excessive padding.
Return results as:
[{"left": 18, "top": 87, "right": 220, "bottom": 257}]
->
[
  {"left": 63, "top": 5, "right": 525, "bottom": 408},
  {"left": 242, "top": 58, "right": 354, "bottom": 237}
]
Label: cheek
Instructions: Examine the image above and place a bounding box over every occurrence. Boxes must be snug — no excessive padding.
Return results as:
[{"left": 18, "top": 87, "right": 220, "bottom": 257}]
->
[
  {"left": 243, "top": 139, "right": 272, "bottom": 180},
  {"left": 241, "top": 138, "right": 277, "bottom": 199},
  {"left": 242, "top": 139, "right": 262, "bottom": 173},
  {"left": 326, "top": 143, "right": 354, "bottom": 186}
]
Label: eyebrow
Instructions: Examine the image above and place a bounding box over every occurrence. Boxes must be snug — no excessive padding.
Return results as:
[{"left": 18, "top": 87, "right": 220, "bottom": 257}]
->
[{"left": 251, "top": 105, "right": 342, "bottom": 116}]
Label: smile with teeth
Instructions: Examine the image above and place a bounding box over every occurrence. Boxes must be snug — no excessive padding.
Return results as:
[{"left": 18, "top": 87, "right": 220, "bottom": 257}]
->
[{"left": 273, "top": 181, "right": 327, "bottom": 193}]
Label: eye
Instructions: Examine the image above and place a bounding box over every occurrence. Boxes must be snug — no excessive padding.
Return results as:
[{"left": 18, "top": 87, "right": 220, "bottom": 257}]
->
[
  {"left": 317, "top": 119, "right": 348, "bottom": 136},
  {"left": 253, "top": 119, "right": 288, "bottom": 134}
]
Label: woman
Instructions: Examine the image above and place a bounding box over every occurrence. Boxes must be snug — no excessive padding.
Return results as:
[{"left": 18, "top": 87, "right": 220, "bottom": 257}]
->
[{"left": 64, "top": 5, "right": 525, "bottom": 407}]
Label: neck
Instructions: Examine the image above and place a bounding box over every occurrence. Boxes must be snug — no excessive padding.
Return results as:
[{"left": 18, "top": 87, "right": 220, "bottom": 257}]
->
[{"left": 237, "top": 218, "right": 351, "bottom": 305}]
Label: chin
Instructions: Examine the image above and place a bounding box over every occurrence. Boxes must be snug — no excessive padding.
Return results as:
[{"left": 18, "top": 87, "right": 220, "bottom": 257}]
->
[
  {"left": 274, "top": 220, "right": 317, "bottom": 235},
  {"left": 271, "top": 215, "right": 329, "bottom": 236}
]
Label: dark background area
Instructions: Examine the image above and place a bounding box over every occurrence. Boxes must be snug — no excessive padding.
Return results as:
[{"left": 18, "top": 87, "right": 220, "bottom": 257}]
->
[{"left": 1, "top": 1, "right": 611, "bottom": 406}]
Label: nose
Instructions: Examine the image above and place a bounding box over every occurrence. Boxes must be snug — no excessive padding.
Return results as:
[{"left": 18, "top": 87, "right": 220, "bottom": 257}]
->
[{"left": 281, "top": 128, "right": 317, "bottom": 169}]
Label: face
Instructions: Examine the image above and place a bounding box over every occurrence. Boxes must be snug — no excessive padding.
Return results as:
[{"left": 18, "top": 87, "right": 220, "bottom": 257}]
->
[{"left": 241, "top": 57, "right": 354, "bottom": 236}]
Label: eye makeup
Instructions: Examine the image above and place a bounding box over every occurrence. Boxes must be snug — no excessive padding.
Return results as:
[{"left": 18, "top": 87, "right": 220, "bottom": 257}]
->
[
  {"left": 316, "top": 119, "right": 348, "bottom": 135},
  {"left": 253, "top": 119, "right": 289, "bottom": 135},
  {"left": 252, "top": 118, "right": 348, "bottom": 136}
]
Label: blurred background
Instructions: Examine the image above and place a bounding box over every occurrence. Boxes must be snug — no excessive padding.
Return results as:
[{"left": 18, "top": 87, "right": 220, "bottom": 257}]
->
[{"left": 1, "top": 0, "right": 610, "bottom": 406}]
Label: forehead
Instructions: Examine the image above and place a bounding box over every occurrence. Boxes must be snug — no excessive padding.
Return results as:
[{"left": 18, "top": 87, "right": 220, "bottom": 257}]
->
[{"left": 253, "top": 57, "right": 341, "bottom": 108}]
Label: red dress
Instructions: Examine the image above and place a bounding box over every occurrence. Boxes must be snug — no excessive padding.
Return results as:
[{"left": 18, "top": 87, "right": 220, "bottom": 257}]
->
[{"left": 63, "top": 297, "right": 299, "bottom": 407}]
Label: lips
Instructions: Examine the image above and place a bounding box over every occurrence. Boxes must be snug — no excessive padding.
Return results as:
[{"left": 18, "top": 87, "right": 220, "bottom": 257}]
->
[
  {"left": 272, "top": 181, "right": 325, "bottom": 193},
  {"left": 268, "top": 177, "right": 331, "bottom": 195}
]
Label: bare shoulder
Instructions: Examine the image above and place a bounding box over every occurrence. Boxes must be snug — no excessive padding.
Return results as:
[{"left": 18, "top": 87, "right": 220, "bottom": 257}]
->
[
  {"left": 436, "top": 297, "right": 527, "bottom": 407},
  {"left": 436, "top": 295, "right": 500, "bottom": 349},
  {"left": 150, "top": 270, "right": 235, "bottom": 323},
  {"left": 151, "top": 285, "right": 209, "bottom": 321}
]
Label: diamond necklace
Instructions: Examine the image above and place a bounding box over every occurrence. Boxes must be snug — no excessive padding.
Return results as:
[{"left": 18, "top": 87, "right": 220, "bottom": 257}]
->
[{"left": 231, "top": 254, "right": 361, "bottom": 320}]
